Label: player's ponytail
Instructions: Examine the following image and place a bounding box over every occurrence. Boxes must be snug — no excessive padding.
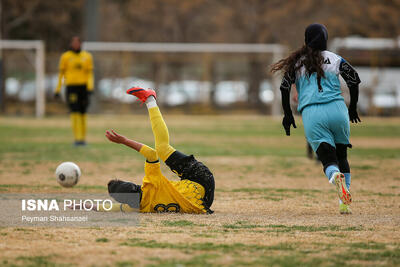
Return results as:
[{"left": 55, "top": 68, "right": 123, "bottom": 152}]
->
[
  {"left": 270, "top": 45, "right": 325, "bottom": 91},
  {"left": 302, "top": 45, "right": 325, "bottom": 92}
]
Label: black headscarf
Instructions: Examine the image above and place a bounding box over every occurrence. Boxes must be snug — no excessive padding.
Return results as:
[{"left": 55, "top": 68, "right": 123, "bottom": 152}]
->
[{"left": 305, "top": 23, "right": 328, "bottom": 51}]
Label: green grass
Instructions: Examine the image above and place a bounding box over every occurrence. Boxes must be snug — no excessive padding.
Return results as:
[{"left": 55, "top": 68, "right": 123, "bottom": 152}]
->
[
  {"left": 351, "top": 147, "right": 400, "bottom": 159},
  {"left": 265, "top": 224, "right": 363, "bottom": 232},
  {"left": 1, "top": 255, "right": 69, "bottom": 267},
  {"left": 161, "top": 220, "right": 196, "bottom": 227},
  {"left": 13, "top": 228, "right": 34, "bottom": 232},
  {"left": 235, "top": 254, "right": 326, "bottom": 267},
  {"left": 350, "top": 123, "right": 400, "bottom": 137},
  {"left": 147, "top": 254, "right": 219, "bottom": 267},
  {"left": 0, "top": 183, "right": 61, "bottom": 192},
  {"left": 359, "top": 190, "right": 400, "bottom": 197},
  {"left": 191, "top": 233, "right": 217, "bottom": 238},
  {"left": 2, "top": 116, "right": 399, "bottom": 163},
  {"left": 115, "top": 261, "right": 135, "bottom": 267},
  {"left": 120, "top": 238, "right": 295, "bottom": 253},
  {"left": 334, "top": 248, "right": 400, "bottom": 266},
  {"left": 120, "top": 238, "right": 400, "bottom": 267},
  {"left": 95, "top": 237, "right": 109, "bottom": 243},
  {"left": 220, "top": 223, "right": 364, "bottom": 233},
  {"left": 223, "top": 221, "right": 262, "bottom": 229},
  {"left": 241, "top": 248, "right": 400, "bottom": 267},
  {"left": 19, "top": 161, "right": 31, "bottom": 167},
  {"left": 348, "top": 241, "right": 387, "bottom": 250},
  {"left": 3, "top": 241, "right": 398, "bottom": 267},
  {"left": 74, "top": 184, "right": 107, "bottom": 191},
  {"left": 352, "top": 164, "right": 374, "bottom": 170}
]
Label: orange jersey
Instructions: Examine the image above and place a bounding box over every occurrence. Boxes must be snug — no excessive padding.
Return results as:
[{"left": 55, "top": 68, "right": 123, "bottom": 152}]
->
[{"left": 140, "top": 162, "right": 207, "bottom": 213}]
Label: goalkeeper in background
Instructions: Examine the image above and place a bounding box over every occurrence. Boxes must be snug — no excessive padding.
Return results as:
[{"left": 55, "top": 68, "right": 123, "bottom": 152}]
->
[{"left": 55, "top": 36, "right": 94, "bottom": 146}]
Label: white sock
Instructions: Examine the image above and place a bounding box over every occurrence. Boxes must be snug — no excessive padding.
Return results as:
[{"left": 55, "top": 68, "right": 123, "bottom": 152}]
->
[
  {"left": 339, "top": 199, "right": 343, "bottom": 205},
  {"left": 329, "top": 174, "right": 336, "bottom": 185},
  {"left": 145, "top": 96, "right": 157, "bottom": 109}
]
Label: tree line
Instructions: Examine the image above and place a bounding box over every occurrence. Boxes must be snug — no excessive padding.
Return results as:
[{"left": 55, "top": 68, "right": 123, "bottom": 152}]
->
[{"left": 3, "top": 0, "right": 400, "bottom": 52}]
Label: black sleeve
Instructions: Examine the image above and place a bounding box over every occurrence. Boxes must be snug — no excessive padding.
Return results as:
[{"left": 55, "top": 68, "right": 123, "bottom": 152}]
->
[
  {"left": 339, "top": 60, "right": 361, "bottom": 109},
  {"left": 280, "top": 71, "right": 295, "bottom": 115}
]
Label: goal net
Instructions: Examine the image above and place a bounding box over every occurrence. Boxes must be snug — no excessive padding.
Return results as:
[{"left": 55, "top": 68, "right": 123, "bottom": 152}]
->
[
  {"left": 0, "top": 40, "right": 45, "bottom": 117},
  {"left": 82, "top": 42, "right": 286, "bottom": 115},
  {"left": 0, "top": 41, "right": 286, "bottom": 116}
]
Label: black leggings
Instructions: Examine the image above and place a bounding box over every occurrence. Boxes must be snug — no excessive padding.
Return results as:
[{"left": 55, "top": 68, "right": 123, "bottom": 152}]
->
[{"left": 316, "top": 142, "right": 350, "bottom": 173}]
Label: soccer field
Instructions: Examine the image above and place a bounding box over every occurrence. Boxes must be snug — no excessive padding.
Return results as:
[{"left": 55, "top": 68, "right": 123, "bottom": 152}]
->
[{"left": 0, "top": 114, "right": 399, "bottom": 266}]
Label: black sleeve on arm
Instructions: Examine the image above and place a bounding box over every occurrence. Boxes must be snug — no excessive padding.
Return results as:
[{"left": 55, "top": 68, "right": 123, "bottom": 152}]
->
[
  {"left": 339, "top": 60, "right": 361, "bottom": 108},
  {"left": 280, "top": 71, "right": 295, "bottom": 115}
]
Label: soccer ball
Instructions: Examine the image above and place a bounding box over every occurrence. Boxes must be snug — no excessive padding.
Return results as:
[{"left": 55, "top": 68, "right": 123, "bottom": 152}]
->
[{"left": 55, "top": 162, "right": 81, "bottom": 188}]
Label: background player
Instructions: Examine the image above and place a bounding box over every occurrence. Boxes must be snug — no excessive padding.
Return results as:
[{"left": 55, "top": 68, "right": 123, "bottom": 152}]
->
[
  {"left": 55, "top": 36, "right": 94, "bottom": 146},
  {"left": 78, "top": 87, "right": 215, "bottom": 214},
  {"left": 271, "top": 23, "right": 361, "bottom": 214}
]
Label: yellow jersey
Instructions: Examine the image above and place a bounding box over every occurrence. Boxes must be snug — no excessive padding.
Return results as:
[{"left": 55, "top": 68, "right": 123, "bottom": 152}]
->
[
  {"left": 140, "top": 162, "right": 207, "bottom": 214},
  {"left": 56, "top": 50, "right": 94, "bottom": 93}
]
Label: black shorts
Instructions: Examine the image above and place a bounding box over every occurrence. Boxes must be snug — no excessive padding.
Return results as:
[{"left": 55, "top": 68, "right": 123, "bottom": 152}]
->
[
  {"left": 66, "top": 85, "right": 89, "bottom": 113},
  {"left": 165, "top": 150, "right": 215, "bottom": 213}
]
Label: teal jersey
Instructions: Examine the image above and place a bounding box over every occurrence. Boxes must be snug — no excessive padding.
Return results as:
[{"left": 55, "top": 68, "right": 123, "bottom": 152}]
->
[
  {"left": 278, "top": 49, "right": 361, "bottom": 150},
  {"left": 295, "top": 51, "right": 345, "bottom": 113}
]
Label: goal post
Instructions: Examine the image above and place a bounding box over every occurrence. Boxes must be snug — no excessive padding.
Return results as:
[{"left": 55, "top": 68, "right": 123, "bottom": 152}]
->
[
  {"left": 83, "top": 42, "right": 286, "bottom": 115},
  {"left": 0, "top": 40, "right": 46, "bottom": 118}
]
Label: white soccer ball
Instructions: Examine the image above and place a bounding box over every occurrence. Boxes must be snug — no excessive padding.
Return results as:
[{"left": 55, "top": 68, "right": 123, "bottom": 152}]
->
[{"left": 55, "top": 162, "right": 81, "bottom": 188}]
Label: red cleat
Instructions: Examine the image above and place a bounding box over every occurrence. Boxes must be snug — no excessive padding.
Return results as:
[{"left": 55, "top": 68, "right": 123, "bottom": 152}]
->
[
  {"left": 332, "top": 172, "right": 352, "bottom": 205},
  {"left": 126, "top": 87, "right": 157, "bottom": 103}
]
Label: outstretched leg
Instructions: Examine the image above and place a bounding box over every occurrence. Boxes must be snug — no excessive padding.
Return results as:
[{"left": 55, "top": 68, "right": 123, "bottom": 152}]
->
[
  {"left": 146, "top": 98, "right": 176, "bottom": 162},
  {"left": 126, "top": 87, "right": 176, "bottom": 162}
]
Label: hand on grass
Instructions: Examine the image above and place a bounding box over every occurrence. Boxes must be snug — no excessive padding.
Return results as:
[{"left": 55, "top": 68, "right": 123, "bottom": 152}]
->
[{"left": 105, "top": 130, "right": 127, "bottom": 144}]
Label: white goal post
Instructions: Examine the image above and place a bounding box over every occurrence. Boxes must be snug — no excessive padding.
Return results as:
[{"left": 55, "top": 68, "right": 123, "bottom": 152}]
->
[
  {"left": 83, "top": 42, "right": 287, "bottom": 115},
  {"left": 0, "top": 40, "right": 46, "bottom": 118}
]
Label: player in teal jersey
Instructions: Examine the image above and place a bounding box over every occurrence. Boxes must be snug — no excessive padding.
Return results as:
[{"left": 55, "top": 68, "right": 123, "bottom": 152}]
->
[{"left": 271, "top": 24, "right": 361, "bottom": 214}]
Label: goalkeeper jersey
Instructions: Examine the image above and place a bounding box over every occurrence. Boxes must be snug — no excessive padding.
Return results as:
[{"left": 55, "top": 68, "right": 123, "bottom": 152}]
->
[
  {"left": 140, "top": 162, "right": 207, "bottom": 213},
  {"left": 56, "top": 50, "right": 94, "bottom": 92}
]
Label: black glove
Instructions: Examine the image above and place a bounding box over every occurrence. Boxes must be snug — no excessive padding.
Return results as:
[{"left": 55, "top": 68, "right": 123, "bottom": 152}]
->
[
  {"left": 282, "top": 113, "right": 297, "bottom": 136},
  {"left": 54, "top": 92, "right": 60, "bottom": 100},
  {"left": 349, "top": 106, "right": 361, "bottom": 123}
]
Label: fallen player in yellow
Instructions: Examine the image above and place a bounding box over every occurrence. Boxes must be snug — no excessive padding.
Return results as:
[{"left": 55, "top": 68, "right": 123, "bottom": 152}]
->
[{"left": 78, "top": 87, "right": 214, "bottom": 214}]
